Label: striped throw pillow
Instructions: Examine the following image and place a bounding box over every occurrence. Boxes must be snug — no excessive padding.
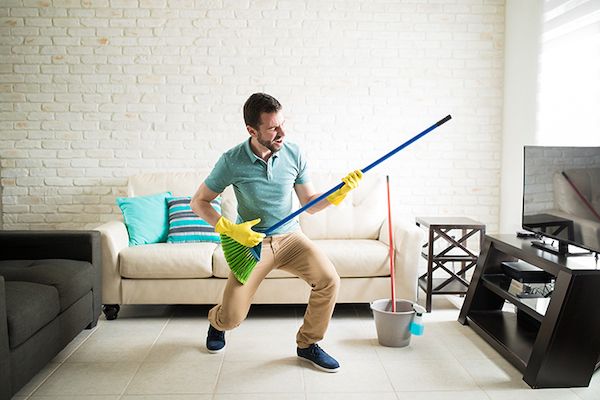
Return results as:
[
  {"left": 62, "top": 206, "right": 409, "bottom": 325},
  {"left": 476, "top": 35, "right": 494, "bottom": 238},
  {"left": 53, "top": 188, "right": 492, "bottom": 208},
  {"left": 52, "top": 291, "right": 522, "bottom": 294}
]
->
[{"left": 166, "top": 196, "right": 221, "bottom": 243}]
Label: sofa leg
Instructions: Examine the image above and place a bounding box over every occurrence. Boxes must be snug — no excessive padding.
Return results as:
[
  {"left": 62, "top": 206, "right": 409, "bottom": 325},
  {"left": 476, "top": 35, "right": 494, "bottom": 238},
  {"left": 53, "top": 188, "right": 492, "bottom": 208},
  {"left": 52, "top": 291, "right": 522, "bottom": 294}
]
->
[
  {"left": 102, "top": 304, "right": 120, "bottom": 320},
  {"left": 85, "top": 319, "right": 98, "bottom": 329}
]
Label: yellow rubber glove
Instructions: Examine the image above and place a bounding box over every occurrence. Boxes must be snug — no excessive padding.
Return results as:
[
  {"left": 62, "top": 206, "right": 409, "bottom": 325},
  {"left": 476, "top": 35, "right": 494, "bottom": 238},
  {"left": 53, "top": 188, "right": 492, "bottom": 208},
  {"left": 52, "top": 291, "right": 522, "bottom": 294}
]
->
[
  {"left": 215, "top": 216, "right": 265, "bottom": 247},
  {"left": 326, "top": 170, "right": 363, "bottom": 206}
]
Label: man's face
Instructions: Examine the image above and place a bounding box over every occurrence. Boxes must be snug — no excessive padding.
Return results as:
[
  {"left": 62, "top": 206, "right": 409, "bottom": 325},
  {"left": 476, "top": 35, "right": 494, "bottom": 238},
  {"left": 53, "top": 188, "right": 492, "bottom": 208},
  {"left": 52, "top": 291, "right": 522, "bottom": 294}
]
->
[{"left": 251, "top": 111, "right": 286, "bottom": 153}]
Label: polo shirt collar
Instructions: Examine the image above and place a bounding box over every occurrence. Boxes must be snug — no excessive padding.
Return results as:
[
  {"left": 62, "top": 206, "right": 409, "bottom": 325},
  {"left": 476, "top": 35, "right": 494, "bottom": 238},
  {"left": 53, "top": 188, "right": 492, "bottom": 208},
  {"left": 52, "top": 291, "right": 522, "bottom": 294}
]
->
[{"left": 244, "top": 138, "right": 279, "bottom": 163}]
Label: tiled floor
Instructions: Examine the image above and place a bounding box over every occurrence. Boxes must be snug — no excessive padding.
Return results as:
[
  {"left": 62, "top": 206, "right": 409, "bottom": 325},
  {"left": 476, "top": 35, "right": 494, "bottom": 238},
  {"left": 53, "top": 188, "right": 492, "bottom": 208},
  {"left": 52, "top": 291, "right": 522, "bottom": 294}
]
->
[{"left": 12, "top": 295, "right": 600, "bottom": 400}]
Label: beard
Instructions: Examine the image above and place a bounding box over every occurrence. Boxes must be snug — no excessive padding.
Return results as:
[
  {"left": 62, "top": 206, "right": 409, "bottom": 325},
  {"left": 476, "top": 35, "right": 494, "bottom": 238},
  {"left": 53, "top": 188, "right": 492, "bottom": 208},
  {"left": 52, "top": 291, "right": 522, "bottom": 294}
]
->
[{"left": 257, "top": 134, "right": 283, "bottom": 153}]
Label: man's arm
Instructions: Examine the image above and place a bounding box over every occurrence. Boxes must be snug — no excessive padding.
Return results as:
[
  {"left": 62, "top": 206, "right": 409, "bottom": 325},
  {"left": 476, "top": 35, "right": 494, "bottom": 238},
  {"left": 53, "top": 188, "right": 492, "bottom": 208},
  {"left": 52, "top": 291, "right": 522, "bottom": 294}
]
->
[
  {"left": 294, "top": 182, "right": 332, "bottom": 214},
  {"left": 190, "top": 183, "right": 222, "bottom": 226},
  {"left": 294, "top": 170, "right": 363, "bottom": 214},
  {"left": 191, "top": 182, "right": 264, "bottom": 247}
]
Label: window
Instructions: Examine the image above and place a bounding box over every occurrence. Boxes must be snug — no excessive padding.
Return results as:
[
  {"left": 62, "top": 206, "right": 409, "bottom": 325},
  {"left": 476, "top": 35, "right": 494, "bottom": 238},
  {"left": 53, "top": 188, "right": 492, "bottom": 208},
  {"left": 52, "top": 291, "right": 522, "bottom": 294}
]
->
[{"left": 537, "top": 0, "right": 600, "bottom": 145}]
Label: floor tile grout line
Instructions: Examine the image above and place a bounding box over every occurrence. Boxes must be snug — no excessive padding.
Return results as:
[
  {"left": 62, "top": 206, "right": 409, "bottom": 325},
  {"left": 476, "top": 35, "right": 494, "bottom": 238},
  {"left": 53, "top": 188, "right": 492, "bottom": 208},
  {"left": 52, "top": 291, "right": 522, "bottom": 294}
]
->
[
  {"left": 573, "top": 388, "right": 590, "bottom": 400},
  {"left": 117, "top": 310, "right": 174, "bottom": 398},
  {"left": 22, "top": 363, "right": 61, "bottom": 400},
  {"left": 445, "top": 327, "right": 492, "bottom": 396},
  {"left": 23, "top": 324, "right": 100, "bottom": 400},
  {"left": 298, "top": 302, "right": 309, "bottom": 397},
  {"left": 356, "top": 302, "right": 401, "bottom": 395},
  {"left": 212, "top": 346, "right": 237, "bottom": 397},
  {"left": 289, "top": 303, "right": 308, "bottom": 398},
  {"left": 447, "top": 325, "right": 526, "bottom": 399},
  {"left": 17, "top": 300, "right": 600, "bottom": 398},
  {"left": 372, "top": 326, "right": 398, "bottom": 395}
]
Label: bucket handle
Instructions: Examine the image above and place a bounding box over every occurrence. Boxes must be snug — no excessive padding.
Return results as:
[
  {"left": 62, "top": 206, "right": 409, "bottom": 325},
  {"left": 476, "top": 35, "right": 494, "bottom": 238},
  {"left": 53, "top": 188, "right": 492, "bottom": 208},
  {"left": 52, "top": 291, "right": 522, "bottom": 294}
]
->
[{"left": 412, "top": 304, "right": 426, "bottom": 314}]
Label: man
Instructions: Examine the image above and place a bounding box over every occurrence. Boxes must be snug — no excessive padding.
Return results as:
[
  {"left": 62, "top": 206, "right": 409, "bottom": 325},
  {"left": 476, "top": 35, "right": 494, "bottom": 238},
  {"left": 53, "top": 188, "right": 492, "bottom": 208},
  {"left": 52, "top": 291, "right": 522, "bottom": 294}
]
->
[{"left": 190, "top": 92, "right": 361, "bottom": 373}]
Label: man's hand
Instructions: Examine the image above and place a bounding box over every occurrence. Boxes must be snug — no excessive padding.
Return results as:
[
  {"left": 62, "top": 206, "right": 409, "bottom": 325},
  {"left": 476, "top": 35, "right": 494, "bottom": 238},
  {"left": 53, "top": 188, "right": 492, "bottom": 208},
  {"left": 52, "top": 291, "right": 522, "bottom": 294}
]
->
[
  {"left": 215, "top": 216, "right": 265, "bottom": 247},
  {"left": 326, "top": 170, "right": 363, "bottom": 206}
]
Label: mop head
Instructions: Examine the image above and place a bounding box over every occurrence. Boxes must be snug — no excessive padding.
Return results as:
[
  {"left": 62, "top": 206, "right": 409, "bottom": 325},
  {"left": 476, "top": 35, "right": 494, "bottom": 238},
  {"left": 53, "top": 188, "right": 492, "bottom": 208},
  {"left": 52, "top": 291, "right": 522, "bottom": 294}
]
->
[{"left": 220, "top": 234, "right": 262, "bottom": 284}]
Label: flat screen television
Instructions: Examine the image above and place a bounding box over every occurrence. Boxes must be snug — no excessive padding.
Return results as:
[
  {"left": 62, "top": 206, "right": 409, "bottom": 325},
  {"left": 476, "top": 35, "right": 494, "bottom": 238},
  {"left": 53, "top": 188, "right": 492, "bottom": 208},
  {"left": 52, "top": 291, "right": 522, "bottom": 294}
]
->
[{"left": 522, "top": 146, "right": 600, "bottom": 255}]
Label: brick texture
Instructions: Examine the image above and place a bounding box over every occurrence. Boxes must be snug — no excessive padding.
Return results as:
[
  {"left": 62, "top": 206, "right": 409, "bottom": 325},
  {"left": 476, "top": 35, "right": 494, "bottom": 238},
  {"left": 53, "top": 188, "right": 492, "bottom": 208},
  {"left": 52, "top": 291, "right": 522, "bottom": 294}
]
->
[{"left": 0, "top": 0, "right": 504, "bottom": 232}]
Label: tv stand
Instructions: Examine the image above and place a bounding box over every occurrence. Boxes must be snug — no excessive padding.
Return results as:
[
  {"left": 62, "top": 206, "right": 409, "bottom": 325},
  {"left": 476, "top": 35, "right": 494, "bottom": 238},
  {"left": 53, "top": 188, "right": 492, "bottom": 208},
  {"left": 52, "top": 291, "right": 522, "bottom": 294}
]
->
[
  {"left": 459, "top": 234, "right": 600, "bottom": 388},
  {"left": 530, "top": 239, "right": 592, "bottom": 257}
]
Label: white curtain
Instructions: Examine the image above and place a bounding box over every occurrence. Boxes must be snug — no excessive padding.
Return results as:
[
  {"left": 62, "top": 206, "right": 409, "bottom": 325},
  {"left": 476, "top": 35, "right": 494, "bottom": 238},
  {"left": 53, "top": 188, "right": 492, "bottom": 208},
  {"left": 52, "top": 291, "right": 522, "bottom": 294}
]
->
[{"left": 537, "top": 0, "right": 600, "bottom": 145}]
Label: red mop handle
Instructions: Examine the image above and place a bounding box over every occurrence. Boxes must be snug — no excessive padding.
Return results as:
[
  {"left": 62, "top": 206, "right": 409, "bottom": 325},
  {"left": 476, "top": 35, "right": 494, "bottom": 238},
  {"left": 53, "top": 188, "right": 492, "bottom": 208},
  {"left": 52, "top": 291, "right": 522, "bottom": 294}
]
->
[
  {"left": 386, "top": 175, "right": 396, "bottom": 312},
  {"left": 562, "top": 171, "right": 600, "bottom": 222}
]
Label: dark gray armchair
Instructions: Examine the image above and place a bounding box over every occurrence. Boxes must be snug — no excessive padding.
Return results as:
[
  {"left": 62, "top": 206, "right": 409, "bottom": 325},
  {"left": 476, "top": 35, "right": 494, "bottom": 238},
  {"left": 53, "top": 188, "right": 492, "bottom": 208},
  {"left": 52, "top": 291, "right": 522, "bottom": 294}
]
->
[{"left": 0, "top": 230, "right": 101, "bottom": 400}]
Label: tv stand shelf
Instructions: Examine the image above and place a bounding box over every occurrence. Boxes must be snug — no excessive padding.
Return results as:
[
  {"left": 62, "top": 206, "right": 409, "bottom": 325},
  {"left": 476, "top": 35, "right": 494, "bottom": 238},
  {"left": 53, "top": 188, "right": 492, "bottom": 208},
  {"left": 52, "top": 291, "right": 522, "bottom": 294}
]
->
[
  {"left": 468, "top": 310, "right": 537, "bottom": 370},
  {"left": 458, "top": 234, "right": 600, "bottom": 388},
  {"left": 479, "top": 274, "right": 545, "bottom": 322}
]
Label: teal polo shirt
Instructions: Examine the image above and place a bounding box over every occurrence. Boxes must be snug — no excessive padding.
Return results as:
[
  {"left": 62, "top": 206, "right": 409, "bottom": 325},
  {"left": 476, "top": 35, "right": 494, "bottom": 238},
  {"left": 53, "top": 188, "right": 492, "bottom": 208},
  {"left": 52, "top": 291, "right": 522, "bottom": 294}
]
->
[{"left": 204, "top": 139, "right": 310, "bottom": 236}]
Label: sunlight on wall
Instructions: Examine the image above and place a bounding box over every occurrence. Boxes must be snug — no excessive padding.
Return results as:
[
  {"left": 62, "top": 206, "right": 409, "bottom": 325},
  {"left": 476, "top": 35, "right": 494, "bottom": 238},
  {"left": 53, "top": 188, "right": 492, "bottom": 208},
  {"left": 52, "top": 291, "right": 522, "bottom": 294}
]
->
[{"left": 537, "top": 0, "right": 600, "bottom": 146}]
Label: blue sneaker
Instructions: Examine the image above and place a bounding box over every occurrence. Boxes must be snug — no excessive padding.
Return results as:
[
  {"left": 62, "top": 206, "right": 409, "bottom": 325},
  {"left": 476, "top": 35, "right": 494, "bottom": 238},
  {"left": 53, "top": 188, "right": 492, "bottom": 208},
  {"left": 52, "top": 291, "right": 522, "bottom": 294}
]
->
[
  {"left": 297, "top": 344, "right": 340, "bottom": 373},
  {"left": 206, "top": 325, "right": 225, "bottom": 353}
]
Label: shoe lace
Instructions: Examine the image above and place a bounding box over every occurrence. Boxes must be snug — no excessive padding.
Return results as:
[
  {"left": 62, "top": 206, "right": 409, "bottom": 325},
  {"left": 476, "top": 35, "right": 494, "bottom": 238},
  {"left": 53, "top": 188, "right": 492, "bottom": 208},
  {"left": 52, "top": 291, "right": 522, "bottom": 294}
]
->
[{"left": 310, "top": 344, "right": 322, "bottom": 356}]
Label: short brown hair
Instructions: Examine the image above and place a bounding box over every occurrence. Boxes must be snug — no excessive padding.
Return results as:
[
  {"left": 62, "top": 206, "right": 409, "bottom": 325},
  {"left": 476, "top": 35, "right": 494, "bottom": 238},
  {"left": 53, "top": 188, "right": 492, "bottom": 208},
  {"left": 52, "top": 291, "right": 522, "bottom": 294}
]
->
[{"left": 243, "top": 93, "right": 282, "bottom": 129}]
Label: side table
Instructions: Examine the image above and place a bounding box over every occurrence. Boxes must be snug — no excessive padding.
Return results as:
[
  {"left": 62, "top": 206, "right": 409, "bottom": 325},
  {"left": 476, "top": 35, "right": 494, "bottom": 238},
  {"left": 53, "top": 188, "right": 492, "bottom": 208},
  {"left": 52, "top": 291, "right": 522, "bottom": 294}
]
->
[{"left": 416, "top": 216, "right": 485, "bottom": 312}]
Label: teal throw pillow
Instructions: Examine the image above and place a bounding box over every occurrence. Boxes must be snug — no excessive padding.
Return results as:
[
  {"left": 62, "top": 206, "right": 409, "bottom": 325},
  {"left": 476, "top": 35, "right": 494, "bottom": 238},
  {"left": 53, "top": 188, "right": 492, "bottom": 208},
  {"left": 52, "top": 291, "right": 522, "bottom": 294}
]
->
[
  {"left": 116, "top": 191, "right": 172, "bottom": 246},
  {"left": 166, "top": 196, "right": 221, "bottom": 243}
]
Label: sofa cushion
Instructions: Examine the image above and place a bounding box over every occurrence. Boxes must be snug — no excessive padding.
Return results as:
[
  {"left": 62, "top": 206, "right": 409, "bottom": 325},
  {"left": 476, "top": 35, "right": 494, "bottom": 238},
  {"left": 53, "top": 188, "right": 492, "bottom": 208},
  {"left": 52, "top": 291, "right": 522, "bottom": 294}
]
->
[
  {"left": 212, "top": 239, "right": 390, "bottom": 279},
  {"left": 166, "top": 196, "right": 221, "bottom": 243},
  {"left": 119, "top": 242, "right": 216, "bottom": 279},
  {"left": 0, "top": 259, "right": 94, "bottom": 312},
  {"left": 313, "top": 239, "right": 390, "bottom": 277},
  {"left": 4, "top": 281, "right": 60, "bottom": 349},
  {"left": 117, "top": 191, "right": 172, "bottom": 246}
]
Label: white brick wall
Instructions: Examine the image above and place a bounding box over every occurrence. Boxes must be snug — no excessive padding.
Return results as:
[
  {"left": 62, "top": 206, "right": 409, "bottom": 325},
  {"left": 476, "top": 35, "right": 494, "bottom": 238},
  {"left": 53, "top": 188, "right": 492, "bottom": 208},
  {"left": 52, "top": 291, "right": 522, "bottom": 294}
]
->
[{"left": 0, "top": 0, "right": 504, "bottom": 232}]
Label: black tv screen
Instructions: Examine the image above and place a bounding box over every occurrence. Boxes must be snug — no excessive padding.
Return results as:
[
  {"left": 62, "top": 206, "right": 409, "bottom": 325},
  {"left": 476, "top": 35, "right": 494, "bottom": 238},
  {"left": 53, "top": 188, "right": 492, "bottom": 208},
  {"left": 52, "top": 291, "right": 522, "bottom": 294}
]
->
[{"left": 522, "top": 146, "right": 600, "bottom": 254}]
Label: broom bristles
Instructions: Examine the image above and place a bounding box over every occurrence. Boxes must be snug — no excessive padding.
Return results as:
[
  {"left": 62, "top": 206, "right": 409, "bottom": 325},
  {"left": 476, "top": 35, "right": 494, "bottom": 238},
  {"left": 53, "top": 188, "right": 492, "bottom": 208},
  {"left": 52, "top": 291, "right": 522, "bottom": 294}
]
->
[{"left": 220, "top": 234, "right": 260, "bottom": 284}]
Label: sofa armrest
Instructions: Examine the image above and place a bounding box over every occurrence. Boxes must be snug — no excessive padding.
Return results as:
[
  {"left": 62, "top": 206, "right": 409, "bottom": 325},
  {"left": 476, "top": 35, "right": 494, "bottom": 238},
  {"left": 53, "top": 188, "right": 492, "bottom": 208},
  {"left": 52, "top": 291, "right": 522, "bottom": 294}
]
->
[
  {"left": 95, "top": 221, "right": 129, "bottom": 305},
  {"left": 0, "top": 276, "right": 11, "bottom": 399},
  {"left": 379, "top": 219, "right": 425, "bottom": 302}
]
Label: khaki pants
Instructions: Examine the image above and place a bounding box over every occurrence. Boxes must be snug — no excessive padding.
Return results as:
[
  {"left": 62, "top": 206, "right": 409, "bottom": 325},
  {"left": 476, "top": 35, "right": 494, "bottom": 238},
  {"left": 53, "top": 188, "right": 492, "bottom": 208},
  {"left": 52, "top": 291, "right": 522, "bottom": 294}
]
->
[{"left": 208, "top": 231, "right": 340, "bottom": 348}]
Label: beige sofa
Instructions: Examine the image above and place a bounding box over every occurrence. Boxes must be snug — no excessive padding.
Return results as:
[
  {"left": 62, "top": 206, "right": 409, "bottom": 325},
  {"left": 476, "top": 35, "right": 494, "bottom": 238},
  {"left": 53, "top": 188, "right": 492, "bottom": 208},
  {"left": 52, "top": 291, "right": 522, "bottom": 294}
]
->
[{"left": 95, "top": 172, "right": 424, "bottom": 320}]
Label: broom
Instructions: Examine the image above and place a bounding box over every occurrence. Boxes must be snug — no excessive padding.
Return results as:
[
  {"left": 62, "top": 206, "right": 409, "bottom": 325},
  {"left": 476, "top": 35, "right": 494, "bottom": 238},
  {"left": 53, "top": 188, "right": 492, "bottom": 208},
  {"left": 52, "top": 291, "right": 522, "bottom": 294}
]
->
[{"left": 222, "top": 114, "right": 453, "bottom": 284}]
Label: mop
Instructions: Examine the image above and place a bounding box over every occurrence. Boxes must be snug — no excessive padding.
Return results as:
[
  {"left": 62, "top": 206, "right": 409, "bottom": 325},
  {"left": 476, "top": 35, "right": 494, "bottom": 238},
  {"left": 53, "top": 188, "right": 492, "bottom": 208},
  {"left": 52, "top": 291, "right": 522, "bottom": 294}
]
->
[
  {"left": 384, "top": 174, "right": 425, "bottom": 335},
  {"left": 386, "top": 175, "right": 397, "bottom": 312}
]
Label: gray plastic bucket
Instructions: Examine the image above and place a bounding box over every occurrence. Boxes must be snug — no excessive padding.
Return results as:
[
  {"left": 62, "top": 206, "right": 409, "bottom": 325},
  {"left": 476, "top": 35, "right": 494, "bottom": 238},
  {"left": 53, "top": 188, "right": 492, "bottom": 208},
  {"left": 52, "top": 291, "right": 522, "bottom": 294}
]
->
[{"left": 370, "top": 299, "right": 415, "bottom": 347}]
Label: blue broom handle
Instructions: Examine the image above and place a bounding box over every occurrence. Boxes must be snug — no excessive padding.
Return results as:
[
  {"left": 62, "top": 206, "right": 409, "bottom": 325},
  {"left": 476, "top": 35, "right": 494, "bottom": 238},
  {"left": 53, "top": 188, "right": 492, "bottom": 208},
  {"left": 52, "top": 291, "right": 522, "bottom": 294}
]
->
[{"left": 264, "top": 114, "right": 452, "bottom": 236}]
